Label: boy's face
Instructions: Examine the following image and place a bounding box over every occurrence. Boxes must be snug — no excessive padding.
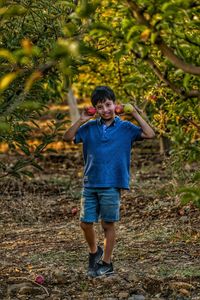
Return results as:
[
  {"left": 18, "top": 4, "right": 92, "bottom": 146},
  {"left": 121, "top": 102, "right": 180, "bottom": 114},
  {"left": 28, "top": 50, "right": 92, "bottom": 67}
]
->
[{"left": 95, "top": 99, "right": 116, "bottom": 121}]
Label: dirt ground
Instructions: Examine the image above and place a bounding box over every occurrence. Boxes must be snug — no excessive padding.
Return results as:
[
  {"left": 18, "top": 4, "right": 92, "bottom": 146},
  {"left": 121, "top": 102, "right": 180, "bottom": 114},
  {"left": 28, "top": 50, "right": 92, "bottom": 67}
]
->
[{"left": 0, "top": 140, "right": 200, "bottom": 300}]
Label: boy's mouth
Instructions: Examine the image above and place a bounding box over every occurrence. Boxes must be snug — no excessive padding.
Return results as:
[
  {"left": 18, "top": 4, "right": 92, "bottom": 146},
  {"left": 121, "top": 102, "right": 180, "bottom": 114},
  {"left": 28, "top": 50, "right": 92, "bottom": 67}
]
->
[
  {"left": 102, "top": 115, "right": 112, "bottom": 119},
  {"left": 102, "top": 112, "right": 114, "bottom": 117}
]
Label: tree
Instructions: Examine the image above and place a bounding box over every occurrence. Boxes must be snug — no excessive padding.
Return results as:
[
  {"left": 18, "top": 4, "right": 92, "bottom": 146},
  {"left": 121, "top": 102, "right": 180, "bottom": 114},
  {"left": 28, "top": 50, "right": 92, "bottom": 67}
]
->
[
  {"left": 0, "top": 0, "right": 102, "bottom": 177},
  {"left": 75, "top": 0, "right": 200, "bottom": 163}
]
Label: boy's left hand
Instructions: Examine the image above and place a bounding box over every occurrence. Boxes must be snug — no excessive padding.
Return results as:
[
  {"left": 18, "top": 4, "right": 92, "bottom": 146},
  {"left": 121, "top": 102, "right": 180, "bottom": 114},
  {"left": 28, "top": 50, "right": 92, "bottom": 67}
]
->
[{"left": 115, "top": 103, "right": 143, "bottom": 115}]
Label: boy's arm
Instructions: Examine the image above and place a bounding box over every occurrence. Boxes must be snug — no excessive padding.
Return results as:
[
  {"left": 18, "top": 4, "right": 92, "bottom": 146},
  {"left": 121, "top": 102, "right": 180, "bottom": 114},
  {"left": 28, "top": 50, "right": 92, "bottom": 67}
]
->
[
  {"left": 131, "top": 107, "right": 155, "bottom": 139},
  {"left": 63, "top": 111, "right": 92, "bottom": 142}
]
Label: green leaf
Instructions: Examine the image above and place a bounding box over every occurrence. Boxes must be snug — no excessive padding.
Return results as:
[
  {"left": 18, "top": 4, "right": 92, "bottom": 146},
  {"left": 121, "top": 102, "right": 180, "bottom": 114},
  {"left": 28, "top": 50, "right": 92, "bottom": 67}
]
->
[
  {"left": 11, "top": 160, "right": 30, "bottom": 171},
  {"left": 56, "top": 112, "right": 65, "bottom": 120},
  {"left": 15, "top": 124, "right": 32, "bottom": 133},
  {"left": 113, "top": 49, "right": 125, "bottom": 61},
  {"left": 31, "top": 161, "right": 43, "bottom": 171},
  {"left": 174, "top": 69, "right": 184, "bottom": 76},
  {"left": 0, "top": 5, "right": 27, "bottom": 18},
  {"left": 178, "top": 187, "right": 200, "bottom": 208},
  {"left": 20, "top": 170, "right": 34, "bottom": 178},
  {"left": 90, "top": 22, "right": 112, "bottom": 32},
  {"left": 76, "top": 1, "right": 98, "bottom": 18},
  {"left": 0, "top": 122, "right": 10, "bottom": 133},
  {"left": 192, "top": 172, "right": 200, "bottom": 182},
  {"left": 127, "top": 25, "right": 146, "bottom": 41},
  {"left": 121, "top": 18, "right": 132, "bottom": 31},
  {"left": 35, "top": 143, "right": 46, "bottom": 153},
  {"left": 161, "top": 2, "right": 176, "bottom": 12},
  {"left": 19, "top": 145, "right": 30, "bottom": 156},
  {"left": 10, "top": 171, "right": 21, "bottom": 179},
  {"left": 150, "top": 32, "right": 158, "bottom": 44},
  {"left": 183, "top": 74, "right": 191, "bottom": 91},
  {"left": 45, "top": 148, "right": 58, "bottom": 153},
  {"left": 18, "top": 101, "right": 43, "bottom": 110}
]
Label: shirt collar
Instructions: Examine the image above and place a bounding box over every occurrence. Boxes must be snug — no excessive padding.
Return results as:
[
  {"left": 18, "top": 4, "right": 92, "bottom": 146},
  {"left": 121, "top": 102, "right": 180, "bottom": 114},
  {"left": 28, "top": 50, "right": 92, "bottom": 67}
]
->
[{"left": 97, "top": 116, "right": 120, "bottom": 126}]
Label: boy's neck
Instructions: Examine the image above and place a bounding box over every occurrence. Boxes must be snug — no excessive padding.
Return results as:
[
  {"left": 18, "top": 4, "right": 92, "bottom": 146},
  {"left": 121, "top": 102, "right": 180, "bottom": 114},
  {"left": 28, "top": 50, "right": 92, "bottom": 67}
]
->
[{"left": 102, "top": 116, "right": 115, "bottom": 127}]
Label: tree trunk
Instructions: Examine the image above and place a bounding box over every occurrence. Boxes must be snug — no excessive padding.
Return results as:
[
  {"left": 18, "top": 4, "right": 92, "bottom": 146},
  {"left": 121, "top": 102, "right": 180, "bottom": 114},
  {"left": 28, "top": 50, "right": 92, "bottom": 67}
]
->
[
  {"left": 67, "top": 88, "right": 80, "bottom": 123},
  {"left": 159, "top": 136, "right": 171, "bottom": 155}
]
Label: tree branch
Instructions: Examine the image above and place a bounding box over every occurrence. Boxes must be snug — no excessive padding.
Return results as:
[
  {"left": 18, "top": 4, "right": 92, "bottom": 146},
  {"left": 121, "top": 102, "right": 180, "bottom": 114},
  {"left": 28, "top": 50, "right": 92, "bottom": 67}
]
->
[
  {"left": 131, "top": 50, "right": 200, "bottom": 99},
  {"left": 183, "top": 117, "right": 200, "bottom": 131},
  {"left": 117, "top": 60, "right": 123, "bottom": 85},
  {"left": 126, "top": 0, "right": 200, "bottom": 75},
  {"left": 158, "top": 42, "right": 200, "bottom": 75},
  {"left": 126, "top": 0, "right": 148, "bottom": 26},
  {"left": 146, "top": 56, "right": 200, "bottom": 98},
  {"left": 146, "top": 56, "right": 181, "bottom": 94}
]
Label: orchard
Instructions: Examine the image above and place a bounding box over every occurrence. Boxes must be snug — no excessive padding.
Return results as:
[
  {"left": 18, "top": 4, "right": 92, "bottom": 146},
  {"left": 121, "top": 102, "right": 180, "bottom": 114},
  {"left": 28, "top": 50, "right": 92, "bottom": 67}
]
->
[
  {"left": 0, "top": 0, "right": 199, "bottom": 204},
  {"left": 0, "top": 1, "right": 200, "bottom": 299}
]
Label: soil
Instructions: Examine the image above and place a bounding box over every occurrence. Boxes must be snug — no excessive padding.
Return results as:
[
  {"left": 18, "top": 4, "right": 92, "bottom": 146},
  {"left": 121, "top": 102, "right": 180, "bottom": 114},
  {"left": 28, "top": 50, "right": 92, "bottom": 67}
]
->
[{"left": 0, "top": 140, "right": 200, "bottom": 300}]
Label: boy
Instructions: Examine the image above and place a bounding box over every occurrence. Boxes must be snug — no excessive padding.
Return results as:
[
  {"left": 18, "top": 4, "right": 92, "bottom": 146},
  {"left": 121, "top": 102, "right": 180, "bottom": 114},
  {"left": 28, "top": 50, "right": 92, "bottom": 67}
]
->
[{"left": 63, "top": 86, "right": 155, "bottom": 278}]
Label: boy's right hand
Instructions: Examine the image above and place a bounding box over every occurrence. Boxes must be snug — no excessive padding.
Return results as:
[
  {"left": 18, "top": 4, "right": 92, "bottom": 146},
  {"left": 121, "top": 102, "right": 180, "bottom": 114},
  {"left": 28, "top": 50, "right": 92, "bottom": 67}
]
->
[{"left": 80, "top": 107, "right": 97, "bottom": 123}]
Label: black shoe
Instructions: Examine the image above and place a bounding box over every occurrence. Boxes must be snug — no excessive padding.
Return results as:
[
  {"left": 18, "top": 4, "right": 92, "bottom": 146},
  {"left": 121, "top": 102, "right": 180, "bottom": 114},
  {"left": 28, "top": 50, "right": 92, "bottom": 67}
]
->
[
  {"left": 96, "top": 261, "right": 114, "bottom": 277},
  {"left": 87, "top": 246, "right": 103, "bottom": 278}
]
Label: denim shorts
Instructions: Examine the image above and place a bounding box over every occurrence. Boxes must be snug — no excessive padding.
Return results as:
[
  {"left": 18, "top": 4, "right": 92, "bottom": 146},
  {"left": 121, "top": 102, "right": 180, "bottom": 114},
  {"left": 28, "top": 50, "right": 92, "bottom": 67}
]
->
[{"left": 80, "top": 187, "right": 121, "bottom": 223}]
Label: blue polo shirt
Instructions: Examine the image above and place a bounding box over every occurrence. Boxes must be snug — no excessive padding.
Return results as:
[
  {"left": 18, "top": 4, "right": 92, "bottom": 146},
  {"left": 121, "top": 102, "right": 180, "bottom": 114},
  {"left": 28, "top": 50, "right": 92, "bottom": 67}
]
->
[{"left": 74, "top": 116, "right": 142, "bottom": 189}]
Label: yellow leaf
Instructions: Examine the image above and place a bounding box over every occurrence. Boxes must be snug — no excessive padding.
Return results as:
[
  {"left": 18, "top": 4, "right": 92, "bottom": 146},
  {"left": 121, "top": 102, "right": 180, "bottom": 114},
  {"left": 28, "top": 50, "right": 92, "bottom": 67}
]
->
[
  {"left": 0, "top": 72, "right": 18, "bottom": 91},
  {"left": 21, "top": 39, "right": 33, "bottom": 55},
  {"left": 144, "top": 12, "right": 151, "bottom": 21},
  {"left": 24, "top": 71, "right": 42, "bottom": 92},
  {"left": 140, "top": 29, "right": 151, "bottom": 42},
  {"left": 15, "top": 268, "right": 20, "bottom": 272},
  {"left": 27, "top": 264, "right": 33, "bottom": 270},
  {"left": 0, "top": 49, "right": 16, "bottom": 63},
  {"left": 0, "top": 7, "right": 7, "bottom": 15}
]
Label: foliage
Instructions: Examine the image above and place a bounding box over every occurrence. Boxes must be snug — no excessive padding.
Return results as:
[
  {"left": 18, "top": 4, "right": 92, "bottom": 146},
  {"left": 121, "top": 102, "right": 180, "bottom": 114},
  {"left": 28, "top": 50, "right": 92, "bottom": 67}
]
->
[
  {"left": 74, "top": 0, "right": 200, "bottom": 174},
  {"left": 0, "top": 0, "right": 102, "bottom": 177},
  {"left": 179, "top": 187, "right": 200, "bottom": 208},
  {"left": 178, "top": 171, "right": 200, "bottom": 208}
]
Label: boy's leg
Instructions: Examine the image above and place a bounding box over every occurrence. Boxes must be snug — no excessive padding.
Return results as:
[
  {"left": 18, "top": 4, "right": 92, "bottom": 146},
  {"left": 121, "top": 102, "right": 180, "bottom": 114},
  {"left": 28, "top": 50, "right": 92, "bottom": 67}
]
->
[
  {"left": 95, "top": 188, "right": 120, "bottom": 276},
  {"left": 80, "top": 221, "right": 97, "bottom": 253},
  {"left": 80, "top": 187, "right": 99, "bottom": 253},
  {"left": 95, "top": 220, "right": 115, "bottom": 276},
  {"left": 101, "top": 220, "right": 115, "bottom": 263},
  {"left": 80, "top": 188, "right": 103, "bottom": 277},
  {"left": 80, "top": 221, "right": 103, "bottom": 277},
  {"left": 98, "top": 187, "right": 120, "bottom": 262}
]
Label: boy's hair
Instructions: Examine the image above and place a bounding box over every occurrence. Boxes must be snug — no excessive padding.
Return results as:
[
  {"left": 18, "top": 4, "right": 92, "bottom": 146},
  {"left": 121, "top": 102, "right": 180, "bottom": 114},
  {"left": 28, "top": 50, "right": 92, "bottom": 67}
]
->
[{"left": 91, "top": 86, "right": 116, "bottom": 107}]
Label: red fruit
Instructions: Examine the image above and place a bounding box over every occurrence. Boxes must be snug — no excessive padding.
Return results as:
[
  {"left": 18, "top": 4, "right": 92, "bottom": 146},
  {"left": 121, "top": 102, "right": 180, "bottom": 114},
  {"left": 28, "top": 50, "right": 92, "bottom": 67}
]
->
[
  {"left": 115, "top": 104, "right": 124, "bottom": 115},
  {"left": 71, "top": 207, "right": 78, "bottom": 216},
  {"left": 150, "top": 95, "right": 157, "bottom": 100},
  {"left": 85, "top": 106, "right": 96, "bottom": 116},
  {"left": 35, "top": 275, "right": 44, "bottom": 285}
]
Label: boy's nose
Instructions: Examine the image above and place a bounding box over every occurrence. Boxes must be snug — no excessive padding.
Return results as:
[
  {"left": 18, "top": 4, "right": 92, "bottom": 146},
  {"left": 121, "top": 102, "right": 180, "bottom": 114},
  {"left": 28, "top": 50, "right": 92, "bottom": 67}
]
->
[{"left": 102, "top": 106, "right": 108, "bottom": 112}]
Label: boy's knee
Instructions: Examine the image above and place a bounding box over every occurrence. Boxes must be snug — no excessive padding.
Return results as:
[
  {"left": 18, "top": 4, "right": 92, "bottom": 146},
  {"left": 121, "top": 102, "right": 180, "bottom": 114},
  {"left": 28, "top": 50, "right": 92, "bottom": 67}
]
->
[
  {"left": 101, "top": 220, "right": 114, "bottom": 231},
  {"left": 80, "top": 221, "right": 93, "bottom": 231}
]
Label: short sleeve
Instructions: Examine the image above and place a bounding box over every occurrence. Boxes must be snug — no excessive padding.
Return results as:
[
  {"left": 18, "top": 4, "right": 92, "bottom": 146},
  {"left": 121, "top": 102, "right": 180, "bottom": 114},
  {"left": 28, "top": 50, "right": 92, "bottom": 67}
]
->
[
  {"left": 74, "top": 123, "right": 89, "bottom": 144},
  {"left": 127, "top": 122, "right": 143, "bottom": 142}
]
